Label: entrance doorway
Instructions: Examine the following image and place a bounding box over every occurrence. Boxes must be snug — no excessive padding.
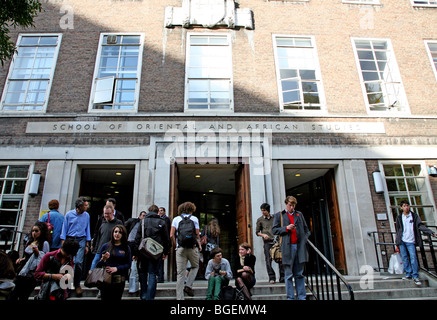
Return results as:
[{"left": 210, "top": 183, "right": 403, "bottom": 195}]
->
[
  {"left": 79, "top": 166, "right": 135, "bottom": 231},
  {"left": 169, "top": 162, "right": 252, "bottom": 280},
  {"left": 284, "top": 167, "right": 347, "bottom": 274}
]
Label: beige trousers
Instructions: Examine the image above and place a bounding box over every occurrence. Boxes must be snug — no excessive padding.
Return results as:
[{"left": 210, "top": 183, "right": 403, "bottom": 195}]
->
[{"left": 176, "top": 247, "right": 199, "bottom": 300}]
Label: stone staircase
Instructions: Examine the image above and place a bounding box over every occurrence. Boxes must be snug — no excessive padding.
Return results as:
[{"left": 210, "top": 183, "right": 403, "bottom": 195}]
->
[
  {"left": 343, "top": 273, "right": 437, "bottom": 300},
  {"left": 31, "top": 272, "right": 437, "bottom": 300}
]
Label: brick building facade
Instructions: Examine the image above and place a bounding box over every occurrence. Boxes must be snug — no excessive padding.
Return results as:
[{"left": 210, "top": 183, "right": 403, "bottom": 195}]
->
[{"left": 1, "top": 0, "right": 437, "bottom": 280}]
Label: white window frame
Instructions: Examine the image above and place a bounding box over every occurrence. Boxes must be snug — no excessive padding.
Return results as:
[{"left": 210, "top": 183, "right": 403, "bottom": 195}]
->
[
  {"left": 378, "top": 161, "right": 437, "bottom": 232},
  {"left": 184, "top": 32, "right": 234, "bottom": 113},
  {"left": 411, "top": 0, "right": 437, "bottom": 7},
  {"left": 351, "top": 37, "right": 410, "bottom": 115},
  {"left": 425, "top": 40, "right": 437, "bottom": 83},
  {"left": 0, "top": 34, "right": 62, "bottom": 113},
  {"left": 88, "top": 33, "right": 144, "bottom": 113},
  {"left": 273, "top": 34, "right": 327, "bottom": 113}
]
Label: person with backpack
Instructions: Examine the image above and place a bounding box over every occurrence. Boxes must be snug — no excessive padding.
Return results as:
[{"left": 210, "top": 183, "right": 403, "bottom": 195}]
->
[
  {"left": 170, "top": 201, "right": 201, "bottom": 300},
  {"left": 134, "top": 205, "right": 170, "bottom": 300}
]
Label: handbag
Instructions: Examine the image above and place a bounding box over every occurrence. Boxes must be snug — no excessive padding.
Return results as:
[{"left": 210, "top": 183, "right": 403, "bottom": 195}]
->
[
  {"left": 84, "top": 267, "right": 112, "bottom": 288},
  {"left": 138, "top": 219, "right": 164, "bottom": 260},
  {"left": 270, "top": 212, "right": 283, "bottom": 263}
]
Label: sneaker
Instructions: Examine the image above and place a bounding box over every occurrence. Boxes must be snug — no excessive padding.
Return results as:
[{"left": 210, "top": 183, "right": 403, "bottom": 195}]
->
[
  {"left": 402, "top": 276, "right": 412, "bottom": 280},
  {"left": 184, "top": 286, "right": 194, "bottom": 296},
  {"left": 413, "top": 278, "right": 422, "bottom": 285}
]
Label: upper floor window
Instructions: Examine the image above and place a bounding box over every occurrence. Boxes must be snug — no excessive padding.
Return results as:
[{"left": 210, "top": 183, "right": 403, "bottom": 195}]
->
[
  {"left": 0, "top": 34, "right": 61, "bottom": 112},
  {"left": 89, "top": 34, "right": 144, "bottom": 112},
  {"left": 425, "top": 41, "right": 437, "bottom": 82},
  {"left": 273, "top": 35, "right": 326, "bottom": 112},
  {"left": 411, "top": 0, "right": 437, "bottom": 7},
  {"left": 352, "top": 38, "right": 409, "bottom": 114},
  {"left": 185, "top": 34, "right": 233, "bottom": 112}
]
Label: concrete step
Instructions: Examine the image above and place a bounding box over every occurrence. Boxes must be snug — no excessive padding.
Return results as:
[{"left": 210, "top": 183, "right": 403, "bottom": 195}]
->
[{"left": 31, "top": 272, "right": 437, "bottom": 300}]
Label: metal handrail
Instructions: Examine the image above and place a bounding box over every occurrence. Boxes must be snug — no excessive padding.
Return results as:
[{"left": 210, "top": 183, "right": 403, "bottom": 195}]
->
[
  {"left": 368, "top": 228, "right": 437, "bottom": 276},
  {"left": 305, "top": 239, "right": 354, "bottom": 300}
]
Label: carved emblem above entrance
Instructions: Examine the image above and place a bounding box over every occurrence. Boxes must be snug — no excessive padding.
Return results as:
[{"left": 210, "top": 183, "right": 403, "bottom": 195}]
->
[{"left": 165, "top": 0, "right": 254, "bottom": 29}]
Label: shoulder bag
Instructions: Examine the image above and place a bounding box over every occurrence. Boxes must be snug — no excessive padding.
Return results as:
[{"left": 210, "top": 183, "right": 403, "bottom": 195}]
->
[
  {"left": 270, "top": 212, "right": 283, "bottom": 263},
  {"left": 138, "top": 218, "right": 164, "bottom": 260}
]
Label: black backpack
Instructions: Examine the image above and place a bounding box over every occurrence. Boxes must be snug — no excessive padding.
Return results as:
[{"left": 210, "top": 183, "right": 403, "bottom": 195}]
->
[{"left": 177, "top": 215, "right": 196, "bottom": 248}]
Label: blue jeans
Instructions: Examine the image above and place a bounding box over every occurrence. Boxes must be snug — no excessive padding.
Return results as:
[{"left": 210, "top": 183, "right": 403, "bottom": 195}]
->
[
  {"left": 68, "top": 236, "right": 87, "bottom": 288},
  {"left": 283, "top": 244, "right": 306, "bottom": 300},
  {"left": 139, "top": 258, "right": 159, "bottom": 300},
  {"left": 399, "top": 241, "right": 419, "bottom": 279}
]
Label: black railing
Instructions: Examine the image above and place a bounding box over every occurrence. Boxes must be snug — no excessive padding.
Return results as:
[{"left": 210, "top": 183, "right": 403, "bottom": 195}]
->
[
  {"left": 0, "top": 226, "right": 27, "bottom": 253},
  {"left": 305, "top": 239, "right": 354, "bottom": 300},
  {"left": 368, "top": 227, "right": 437, "bottom": 275}
]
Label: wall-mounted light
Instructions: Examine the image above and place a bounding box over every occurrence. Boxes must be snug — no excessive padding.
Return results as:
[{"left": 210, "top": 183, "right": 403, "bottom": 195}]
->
[
  {"left": 428, "top": 165, "right": 437, "bottom": 177},
  {"left": 372, "top": 170, "right": 385, "bottom": 194},
  {"left": 29, "top": 171, "right": 41, "bottom": 197}
]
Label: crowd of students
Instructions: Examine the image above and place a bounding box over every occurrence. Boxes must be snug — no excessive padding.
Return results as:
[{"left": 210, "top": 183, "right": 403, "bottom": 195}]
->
[{"left": 0, "top": 198, "right": 262, "bottom": 301}]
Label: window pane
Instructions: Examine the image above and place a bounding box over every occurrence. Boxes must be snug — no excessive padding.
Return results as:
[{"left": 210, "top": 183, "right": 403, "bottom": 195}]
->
[
  {"left": 362, "top": 72, "right": 380, "bottom": 81},
  {"left": 300, "top": 70, "right": 316, "bottom": 80},
  {"left": 282, "top": 79, "right": 300, "bottom": 91},
  {"left": 360, "top": 61, "right": 377, "bottom": 71},
  {"left": 302, "top": 81, "right": 318, "bottom": 93},
  {"left": 280, "top": 69, "right": 298, "bottom": 79},
  {"left": 304, "top": 92, "right": 319, "bottom": 104},
  {"left": 210, "top": 92, "right": 229, "bottom": 103},
  {"left": 368, "top": 93, "right": 384, "bottom": 105},
  {"left": 283, "top": 90, "right": 301, "bottom": 104},
  {"left": 357, "top": 50, "right": 374, "bottom": 60},
  {"left": 7, "top": 166, "right": 29, "bottom": 178},
  {"left": 189, "top": 92, "right": 208, "bottom": 103}
]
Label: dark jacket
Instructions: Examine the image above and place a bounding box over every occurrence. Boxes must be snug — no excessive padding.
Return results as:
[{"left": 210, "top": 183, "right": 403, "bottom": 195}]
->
[
  {"left": 235, "top": 254, "right": 256, "bottom": 277},
  {"left": 134, "top": 212, "right": 171, "bottom": 257},
  {"left": 272, "top": 210, "right": 311, "bottom": 264},
  {"left": 395, "top": 211, "right": 434, "bottom": 247}
]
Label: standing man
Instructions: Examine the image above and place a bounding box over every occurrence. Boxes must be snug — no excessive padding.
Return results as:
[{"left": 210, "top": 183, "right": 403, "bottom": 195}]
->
[
  {"left": 170, "top": 201, "right": 201, "bottom": 300},
  {"left": 90, "top": 203, "right": 122, "bottom": 269},
  {"left": 39, "top": 199, "right": 64, "bottom": 251},
  {"left": 272, "top": 196, "right": 310, "bottom": 300},
  {"left": 106, "top": 198, "right": 125, "bottom": 224},
  {"left": 395, "top": 200, "right": 436, "bottom": 285},
  {"left": 158, "top": 207, "right": 171, "bottom": 282},
  {"left": 256, "top": 202, "right": 284, "bottom": 284},
  {"left": 60, "top": 197, "right": 91, "bottom": 297}
]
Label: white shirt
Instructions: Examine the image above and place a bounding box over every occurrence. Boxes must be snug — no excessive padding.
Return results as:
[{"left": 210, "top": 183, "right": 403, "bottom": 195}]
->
[
  {"left": 402, "top": 212, "right": 415, "bottom": 243},
  {"left": 171, "top": 214, "right": 200, "bottom": 248}
]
